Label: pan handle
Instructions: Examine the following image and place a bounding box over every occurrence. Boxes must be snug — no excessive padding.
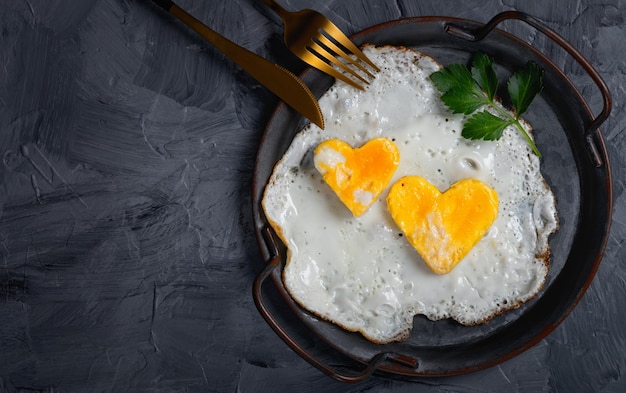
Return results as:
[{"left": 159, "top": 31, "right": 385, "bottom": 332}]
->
[
  {"left": 252, "top": 227, "right": 418, "bottom": 383},
  {"left": 445, "top": 10, "right": 612, "bottom": 167}
]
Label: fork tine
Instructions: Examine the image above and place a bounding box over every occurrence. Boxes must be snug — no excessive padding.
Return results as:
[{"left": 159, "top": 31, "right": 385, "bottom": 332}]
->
[
  {"left": 321, "top": 22, "right": 380, "bottom": 72},
  {"left": 259, "top": 1, "right": 380, "bottom": 90},
  {"left": 308, "top": 39, "right": 371, "bottom": 85},
  {"left": 315, "top": 32, "right": 376, "bottom": 80},
  {"left": 297, "top": 46, "right": 365, "bottom": 90}
]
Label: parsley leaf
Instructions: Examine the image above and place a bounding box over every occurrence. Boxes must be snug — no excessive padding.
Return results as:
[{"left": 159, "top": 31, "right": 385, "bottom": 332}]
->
[
  {"left": 431, "top": 63, "right": 488, "bottom": 115},
  {"left": 429, "top": 52, "right": 543, "bottom": 157},
  {"left": 440, "top": 87, "right": 486, "bottom": 115},
  {"left": 471, "top": 53, "right": 498, "bottom": 101},
  {"left": 507, "top": 61, "right": 544, "bottom": 118},
  {"left": 430, "top": 64, "right": 477, "bottom": 93},
  {"left": 463, "top": 111, "right": 512, "bottom": 141}
]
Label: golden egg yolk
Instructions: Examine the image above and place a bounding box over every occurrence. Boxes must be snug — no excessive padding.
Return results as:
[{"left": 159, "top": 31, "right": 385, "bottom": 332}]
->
[
  {"left": 314, "top": 138, "right": 400, "bottom": 217},
  {"left": 387, "top": 176, "right": 499, "bottom": 274}
]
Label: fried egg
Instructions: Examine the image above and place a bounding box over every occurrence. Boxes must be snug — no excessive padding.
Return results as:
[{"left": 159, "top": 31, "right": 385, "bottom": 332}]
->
[{"left": 262, "top": 45, "right": 558, "bottom": 344}]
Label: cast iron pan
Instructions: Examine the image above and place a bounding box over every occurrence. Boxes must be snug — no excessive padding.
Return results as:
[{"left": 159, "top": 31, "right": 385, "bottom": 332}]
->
[{"left": 252, "top": 11, "right": 612, "bottom": 381}]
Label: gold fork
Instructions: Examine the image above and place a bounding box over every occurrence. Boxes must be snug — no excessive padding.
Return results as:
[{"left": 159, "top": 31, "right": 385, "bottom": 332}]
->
[{"left": 261, "top": 0, "right": 380, "bottom": 90}]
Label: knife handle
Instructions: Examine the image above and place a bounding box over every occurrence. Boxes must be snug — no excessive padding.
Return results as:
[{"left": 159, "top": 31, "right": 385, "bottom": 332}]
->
[
  {"left": 148, "top": 0, "right": 324, "bottom": 129},
  {"left": 150, "top": 0, "right": 174, "bottom": 12},
  {"left": 149, "top": 0, "right": 259, "bottom": 75}
]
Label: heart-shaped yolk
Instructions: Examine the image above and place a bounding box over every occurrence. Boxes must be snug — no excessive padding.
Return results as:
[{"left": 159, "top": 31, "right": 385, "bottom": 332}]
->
[
  {"left": 387, "top": 176, "right": 499, "bottom": 274},
  {"left": 314, "top": 138, "right": 400, "bottom": 217}
]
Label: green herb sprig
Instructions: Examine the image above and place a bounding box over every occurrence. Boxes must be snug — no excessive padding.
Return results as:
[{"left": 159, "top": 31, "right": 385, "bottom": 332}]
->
[{"left": 429, "top": 53, "right": 544, "bottom": 157}]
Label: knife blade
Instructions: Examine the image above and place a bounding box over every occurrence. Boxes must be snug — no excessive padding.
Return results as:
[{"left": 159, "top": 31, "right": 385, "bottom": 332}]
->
[{"left": 150, "top": 0, "right": 325, "bottom": 129}]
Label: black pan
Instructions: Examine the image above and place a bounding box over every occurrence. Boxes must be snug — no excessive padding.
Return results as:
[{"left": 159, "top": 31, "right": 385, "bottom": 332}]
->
[{"left": 251, "top": 11, "right": 612, "bottom": 381}]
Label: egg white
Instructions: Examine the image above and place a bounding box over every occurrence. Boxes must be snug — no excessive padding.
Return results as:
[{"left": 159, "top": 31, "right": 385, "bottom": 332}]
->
[{"left": 262, "top": 45, "right": 558, "bottom": 344}]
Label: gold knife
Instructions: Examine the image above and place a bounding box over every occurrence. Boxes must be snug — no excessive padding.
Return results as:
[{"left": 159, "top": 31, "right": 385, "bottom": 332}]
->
[{"left": 149, "top": 0, "right": 324, "bottom": 129}]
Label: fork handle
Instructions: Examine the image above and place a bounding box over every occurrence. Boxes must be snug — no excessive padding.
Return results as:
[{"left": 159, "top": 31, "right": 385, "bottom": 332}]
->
[
  {"left": 151, "top": 0, "right": 174, "bottom": 11},
  {"left": 260, "top": 0, "right": 289, "bottom": 19}
]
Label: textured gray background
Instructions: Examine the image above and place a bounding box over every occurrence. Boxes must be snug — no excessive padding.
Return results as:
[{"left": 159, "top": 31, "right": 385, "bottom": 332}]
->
[{"left": 1, "top": 0, "right": 625, "bottom": 392}]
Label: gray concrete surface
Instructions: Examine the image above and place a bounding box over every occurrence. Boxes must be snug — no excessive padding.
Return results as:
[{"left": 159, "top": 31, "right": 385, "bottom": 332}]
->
[{"left": 1, "top": 0, "right": 625, "bottom": 392}]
